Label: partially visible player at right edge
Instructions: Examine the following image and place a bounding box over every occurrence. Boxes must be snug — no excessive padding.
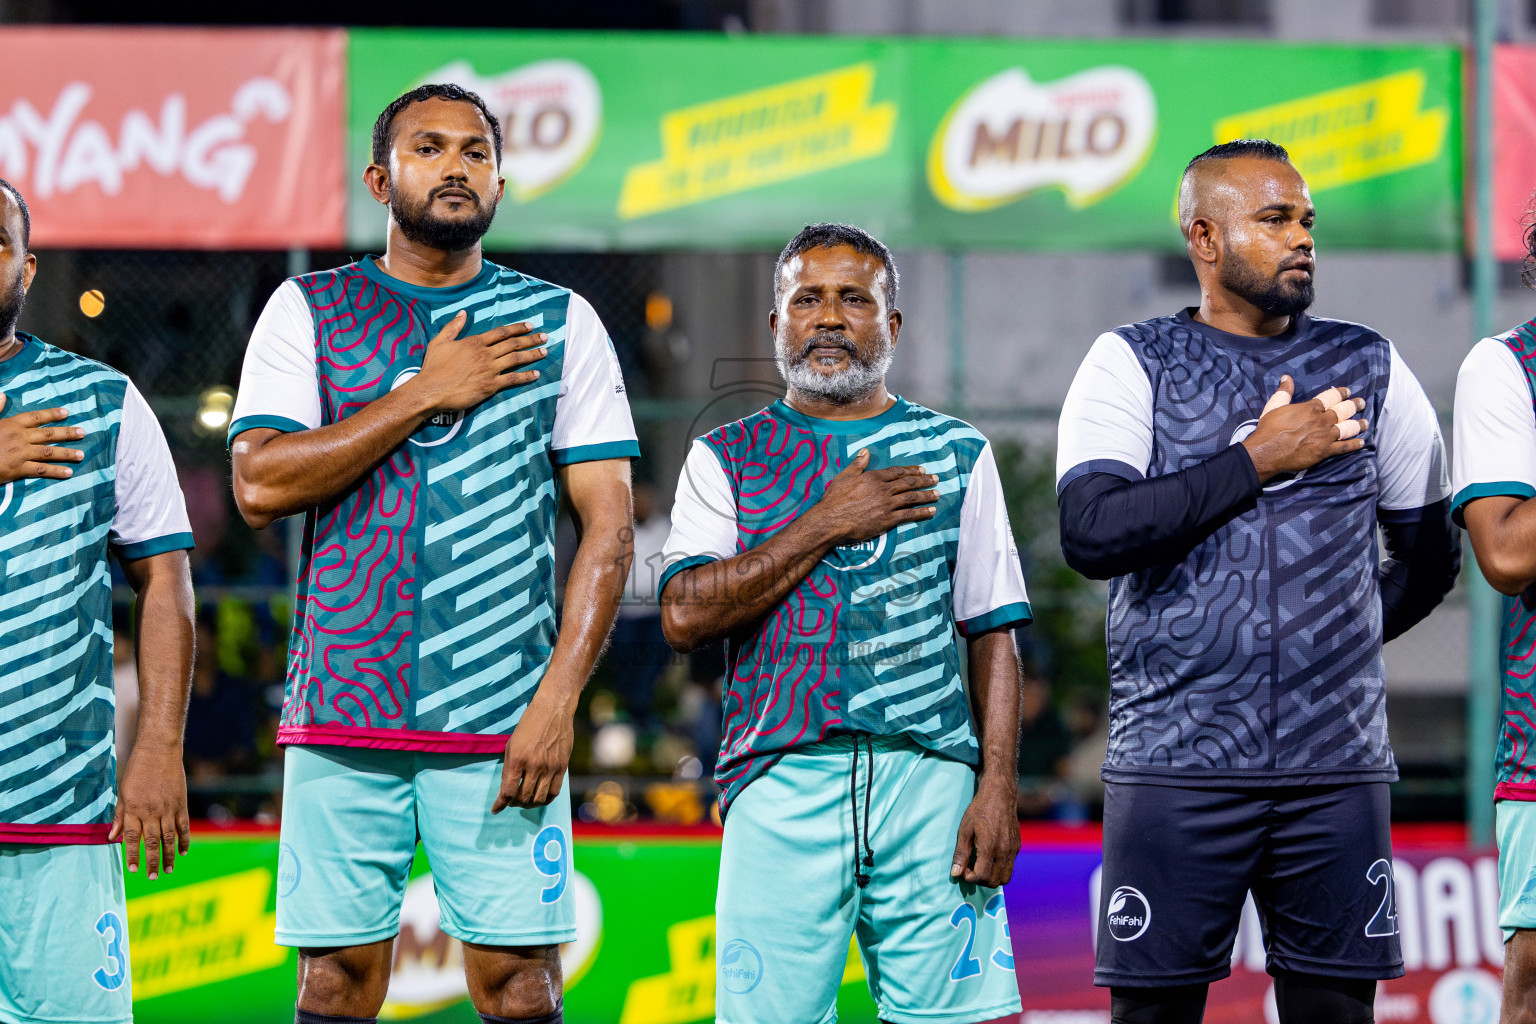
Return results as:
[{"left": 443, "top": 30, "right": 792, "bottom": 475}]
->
[
  {"left": 1059, "top": 140, "right": 1460, "bottom": 1024},
  {"left": 1450, "top": 214, "right": 1536, "bottom": 1024}
]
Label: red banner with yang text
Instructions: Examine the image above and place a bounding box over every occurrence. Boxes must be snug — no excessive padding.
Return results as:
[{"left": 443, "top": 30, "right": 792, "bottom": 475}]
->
[
  {"left": 1493, "top": 45, "right": 1536, "bottom": 260},
  {"left": 0, "top": 27, "right": 345, "bottom": 248}
]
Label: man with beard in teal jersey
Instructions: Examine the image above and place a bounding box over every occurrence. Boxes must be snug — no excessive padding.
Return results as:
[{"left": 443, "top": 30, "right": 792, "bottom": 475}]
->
[
  {"left": 229, "top": 85, "right": 637, "bottom": 1024},
  {"left": 660, "top": 223, "right": 1030, "bottom": 1024},
  {"left": 0, "top": 177, "right": 196, "bottom": 1024}
]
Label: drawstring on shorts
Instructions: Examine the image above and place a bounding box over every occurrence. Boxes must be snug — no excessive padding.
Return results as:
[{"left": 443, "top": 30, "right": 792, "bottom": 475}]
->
[{"left": 849, "top": 736, "right": 876, "bottom": 888}]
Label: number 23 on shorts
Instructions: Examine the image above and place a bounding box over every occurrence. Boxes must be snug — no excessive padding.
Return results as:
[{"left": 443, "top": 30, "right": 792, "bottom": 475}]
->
[{"left": 949, "top": 894, "right": 1014, "bottom": 981}]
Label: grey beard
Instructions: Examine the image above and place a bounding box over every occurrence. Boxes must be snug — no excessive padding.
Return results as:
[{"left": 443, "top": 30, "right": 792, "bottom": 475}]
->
[{"left": 776, "top": 336, "right": 893, "bottom": 405}]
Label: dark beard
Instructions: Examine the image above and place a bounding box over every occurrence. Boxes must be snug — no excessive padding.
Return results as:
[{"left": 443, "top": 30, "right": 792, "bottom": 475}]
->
[
  {"left": 0, "top": 265, "right": 28, "bottom": 340},
  {"left": 388, "top": 182, "right": 498, "bottom": 252},
  {"left": 1219, "top": 250, "right": 1314, "bottom": 319}
]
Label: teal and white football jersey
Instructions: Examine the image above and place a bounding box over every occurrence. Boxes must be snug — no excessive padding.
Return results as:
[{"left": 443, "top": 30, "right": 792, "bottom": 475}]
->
[
  {"left": 229, "top": 258, "right": 638, "bottom": 754},
  {"left": 658, "top": 397, "right": 1031, "bottom": 813},
  {"left": 0, "top": 334, "right": 193, "bottom": 844}
]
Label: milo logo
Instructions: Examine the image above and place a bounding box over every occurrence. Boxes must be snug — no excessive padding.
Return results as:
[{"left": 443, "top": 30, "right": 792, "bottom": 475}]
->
[{"left": 928, "top": 65, "right": 1156, "bottom": 212}]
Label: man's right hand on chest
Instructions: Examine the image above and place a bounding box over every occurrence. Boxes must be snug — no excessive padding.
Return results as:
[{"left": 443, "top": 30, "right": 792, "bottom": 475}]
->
[
  {"left": 408, "top": 310, "right": 548, "bottom": 416},
  {"left": 804, "top": 448, "right": 940, "bottom": 545},
  {"left": 1241, "top": 375, "right": 1367, "bottom": 483},
  {"left": 0, "top": 393, "right": 84, "bottom": 485}
]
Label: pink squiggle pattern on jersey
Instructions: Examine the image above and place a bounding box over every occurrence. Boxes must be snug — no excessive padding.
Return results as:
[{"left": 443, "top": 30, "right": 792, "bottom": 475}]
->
[
  {"left": 1507, "top": 720, "right": 1531, "bottom": 783},
  {"left": 736, "top": 427, "right": 827, "bottom": 532},
  {"left": 1506, "top": 704, "right": 1536, "bottom": 782},
  {"left": 280, "top": 267, "right": 422, "bottom": 736},
  {"left": 309, "top": 476, "right": 417, "bottom": 631},
  {"left": 713, "top": 413, "right": 848, "bottom": 800},
  {"left": 310, "top": 476, "right": 416, "bottom": 718},
  {"left": 322, "top": 611, "right": 413, "bottom": 721},
  {"left": 1500, "top": 323, "right": 1536, "bottom": 791}
]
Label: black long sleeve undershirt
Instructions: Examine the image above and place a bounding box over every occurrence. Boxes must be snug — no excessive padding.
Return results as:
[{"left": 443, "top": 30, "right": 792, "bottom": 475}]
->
[
  {"left": 1056, "top": 444, "right": 1262, "bottom": 581},
  {"left": 1377, "top": 499, "right": 1460, "bottom": 641},
  {"left": 1058, "top": 448, "right": 1461, "bottom": 641}
]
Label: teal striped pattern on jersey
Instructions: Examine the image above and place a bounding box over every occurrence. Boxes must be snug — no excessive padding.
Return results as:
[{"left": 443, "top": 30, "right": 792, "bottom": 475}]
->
[
  {"left": 661, "top": 398, "right": 1029, "bottom": 814},
  {"left": 272, "top": 258, "right": 637, "bottom": 753},
  {"left": 0, "top": 337, "right": 127, "bottom": 843}
]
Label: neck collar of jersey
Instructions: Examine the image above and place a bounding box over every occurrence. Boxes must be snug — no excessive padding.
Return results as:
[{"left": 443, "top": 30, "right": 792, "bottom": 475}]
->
[
  {"left": 771, "top": 395, "right": 909, "bottom": 434},
  {"left": 358, "top": 254, "right": 499, "bottom": 305},
  {"left": 0, "top": 332, "right": 41, "bottom": 382},
  {"left": 1178, "top": 307, "right": 1310, "bottom": 350}
]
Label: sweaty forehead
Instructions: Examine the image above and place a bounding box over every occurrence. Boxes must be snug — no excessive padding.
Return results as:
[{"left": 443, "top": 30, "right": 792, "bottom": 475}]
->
[
  {"left": 780, "top": 246, "right": 886, "bottom": 293},
  {"left": 1183, "top": 157, "right": 1311, "bottom": 224},
  {"left": 0, "top": 192, "right": 22, "bottom": 245}
]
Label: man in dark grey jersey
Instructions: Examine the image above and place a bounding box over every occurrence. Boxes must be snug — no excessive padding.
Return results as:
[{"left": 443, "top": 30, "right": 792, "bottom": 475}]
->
[{"left": 1056, "top": 140, "right": 1460, "bottom": 1024}]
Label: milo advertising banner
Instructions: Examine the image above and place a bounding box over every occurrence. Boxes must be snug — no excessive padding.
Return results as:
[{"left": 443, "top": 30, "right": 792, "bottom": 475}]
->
[
  {"left": 125, "top": 826, "right": 891, "bottom": 1024},
  {"left": 347, "top": 32, "right": 1460, "bottom": 251},
  {"left": 127, "top": 826, "right": 1500, "bottom": 1024}
]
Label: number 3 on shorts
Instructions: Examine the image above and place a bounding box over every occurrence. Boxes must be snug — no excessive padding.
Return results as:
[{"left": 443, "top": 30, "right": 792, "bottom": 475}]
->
[
  {"left": 532, "top": 825, "right": 568, "bottom": 904},
  {"left": 92, "top": 911, "right": 127, "bottom": 991}
]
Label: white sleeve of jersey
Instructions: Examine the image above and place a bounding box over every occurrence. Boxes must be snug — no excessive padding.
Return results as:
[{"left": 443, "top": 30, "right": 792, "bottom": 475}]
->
[
  {"left": 551, "top": 292, "right": 640, "bottom": 463},
  {"left": 111, "top": 380, "right": 193, "bottom": 559},
  {"left": 1452, "top": 336, "right": 1536, "bottom": 522},
  {"left": 229, "top": 279, "right": 320, "bottom": 440},
  {"left": 953, "top": 441, "right": 1031, "bottom": 635},
  {"left": 1056, "top": 331, "right": 1155, "bottom": 490},
  {"left": 658, "top": 440, "right": 739, "bottom": 598},
  {"left": 1376, "top": 341, "right": 1451, "bottom": 515}
]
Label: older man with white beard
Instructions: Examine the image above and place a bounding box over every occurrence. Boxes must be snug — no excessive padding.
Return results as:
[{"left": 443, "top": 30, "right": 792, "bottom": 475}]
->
[{"left": 657, "top": 223, "right": 1031, "bottom": 1024}]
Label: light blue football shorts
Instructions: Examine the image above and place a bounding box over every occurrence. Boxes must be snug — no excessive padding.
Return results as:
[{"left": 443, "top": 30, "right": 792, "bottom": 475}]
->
[
  {"left": 275, "top": 745, "right": 576, "bottom": 948},
  {"left": 1498, "top": 799, "right": 1536, "bottom": 942},
  {"left": 716, "top": 735, "right": 1021, "bottom": 1024},
  {"left": 0, "top": 843, "right": 132, "bottom": 1024}
]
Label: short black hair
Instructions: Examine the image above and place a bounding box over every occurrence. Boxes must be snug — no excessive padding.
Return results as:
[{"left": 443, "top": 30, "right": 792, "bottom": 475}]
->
[
  {"left": 774, "top": 223, "right": 899, "bottom": 312},
  {"left": 0, "top": 178, "right": 31, "bottom": 250},
  {"left": 1184, "top": 138, "right": 1291, "bottom": 175},
  {"left": 371, "top": 83, "right": 503, "bottom": 167}
]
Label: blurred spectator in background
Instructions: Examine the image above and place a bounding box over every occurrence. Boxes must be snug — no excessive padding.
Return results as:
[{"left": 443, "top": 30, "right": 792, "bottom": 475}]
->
[
  {"left": 112, "top": 612, "right": 138, "bottom": 775},
  {"left": 1015, "top": 670, "right": 1075, "bottom": 820},
  {"left": 183, "top": 611, "right": 257, "bottom": 801},
  {"left": 611, "top": 480, "right": 673, "bottom": 731},
  {"left": 684, "top": 641, "right": 726, "bottom": 775},
  {"left": 1065, "top": 695, "right": 1110, "bottom": 819}
]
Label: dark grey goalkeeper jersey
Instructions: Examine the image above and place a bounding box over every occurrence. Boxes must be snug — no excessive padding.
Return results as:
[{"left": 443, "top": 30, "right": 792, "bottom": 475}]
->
[{"left": 1056, "top": 310, "right": 1449, "bottom": 785}]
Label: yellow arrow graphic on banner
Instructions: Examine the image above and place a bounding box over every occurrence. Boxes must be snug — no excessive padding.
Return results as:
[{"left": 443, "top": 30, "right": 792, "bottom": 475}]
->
[
  {"left": 617, "top": 63, "right": 897, "bottom": 220},
  {"left": 1214, "top": 69, "right": 1448, "bottom": 191},
  {"left": 127, "top": 867, "right": 287, "bottom": 1000}
]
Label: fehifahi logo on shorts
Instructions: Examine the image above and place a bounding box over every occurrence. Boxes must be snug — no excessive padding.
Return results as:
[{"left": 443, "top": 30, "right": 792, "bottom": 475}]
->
[
  {"left": 719, "top": 938, "right": 764, "bottom": 994},
  {"left": 277, "top": 842, "right": 302, "bottom": 899},
  {"left": 1106, "top": 886, "right": 1151, "bottom": 941}
]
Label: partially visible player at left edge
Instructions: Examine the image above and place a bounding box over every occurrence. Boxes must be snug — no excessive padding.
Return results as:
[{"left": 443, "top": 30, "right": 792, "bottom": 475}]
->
[{"left": 0, "top": 177, "right": 196, "bottom": 1024}]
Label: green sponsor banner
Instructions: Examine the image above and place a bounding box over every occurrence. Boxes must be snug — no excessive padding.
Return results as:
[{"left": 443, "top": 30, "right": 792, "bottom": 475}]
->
[
  {"left": 347, "top": 32, "right": 1461, "bottom": 251},
  {"left": 125, "top": 832, "right": 882, "bottom": 1023}
]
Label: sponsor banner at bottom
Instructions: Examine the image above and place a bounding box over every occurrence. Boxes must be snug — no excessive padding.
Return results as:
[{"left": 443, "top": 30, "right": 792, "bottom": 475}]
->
[
  {"left": 1009, "top": 827, "right": 1503, "bottom": 1024},
  {"left": 121, "top": 826, "right": 1498, "bottom": 1024}
]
